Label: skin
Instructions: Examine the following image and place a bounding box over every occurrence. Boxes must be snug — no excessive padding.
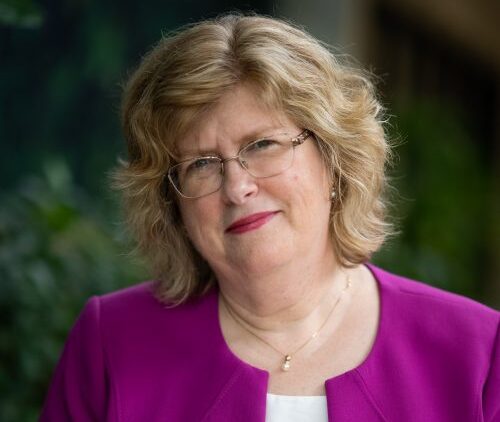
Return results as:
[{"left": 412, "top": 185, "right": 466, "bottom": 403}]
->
[{"left": 176, "top": 84, "right": 380, "bottom": 395}]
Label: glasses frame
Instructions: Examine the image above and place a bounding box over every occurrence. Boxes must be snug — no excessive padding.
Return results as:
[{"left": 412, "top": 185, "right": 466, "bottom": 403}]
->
[{"left": 167, "top": 129, "right": 312, "bottom": 199}]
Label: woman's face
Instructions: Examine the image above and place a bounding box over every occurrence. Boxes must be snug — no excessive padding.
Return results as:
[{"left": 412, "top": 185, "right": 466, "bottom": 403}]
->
[{"left": 176, "top": 85, "right": 334, "bottom": 279}]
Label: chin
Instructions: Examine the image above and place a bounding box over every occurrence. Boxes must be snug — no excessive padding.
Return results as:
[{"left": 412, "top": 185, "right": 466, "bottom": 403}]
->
[{"left": 226, "top": 241, "right": 293, "bottom": 276}]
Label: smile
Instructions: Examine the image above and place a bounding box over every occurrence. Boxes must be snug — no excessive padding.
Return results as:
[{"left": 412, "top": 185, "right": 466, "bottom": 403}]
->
[{"left": 225, "top": 211, "right": 279, "bottom": 234}]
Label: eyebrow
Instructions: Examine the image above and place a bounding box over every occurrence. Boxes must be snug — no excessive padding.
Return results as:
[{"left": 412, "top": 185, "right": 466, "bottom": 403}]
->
[{"left": 176, "top": 125, "right": 289, "bottom": 159}]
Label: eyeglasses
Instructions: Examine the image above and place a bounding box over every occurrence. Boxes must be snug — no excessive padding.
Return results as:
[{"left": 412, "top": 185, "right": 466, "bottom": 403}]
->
[{"left": 167, "top": 129, "right": 312, "bottom": 199}]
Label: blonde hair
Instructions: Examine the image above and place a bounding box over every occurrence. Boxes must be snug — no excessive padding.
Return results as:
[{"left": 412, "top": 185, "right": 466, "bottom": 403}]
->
[{"left": 113, "top": 13, "right": 393, "bottom": 305}]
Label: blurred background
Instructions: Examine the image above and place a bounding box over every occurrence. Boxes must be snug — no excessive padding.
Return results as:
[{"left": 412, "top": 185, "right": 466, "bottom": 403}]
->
[{"left": 1, "top": 0, "right": 499, "bottom": 419}]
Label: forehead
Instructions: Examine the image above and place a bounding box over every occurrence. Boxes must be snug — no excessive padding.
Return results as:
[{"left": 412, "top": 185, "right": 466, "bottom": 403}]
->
[{"left": 174, "top": 85, "right": 297, "bottom": 157}]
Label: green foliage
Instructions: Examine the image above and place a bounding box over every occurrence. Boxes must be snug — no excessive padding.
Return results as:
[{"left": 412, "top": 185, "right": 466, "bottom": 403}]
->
[
  {"left": 0, "top": 160, "right": 145, "bottom": 421},
  {"left": 374, "top": 101, "right": 489, "bottom": 299},
  {"left": 0, "top": 0, "right": 43, "bottom": 28}
]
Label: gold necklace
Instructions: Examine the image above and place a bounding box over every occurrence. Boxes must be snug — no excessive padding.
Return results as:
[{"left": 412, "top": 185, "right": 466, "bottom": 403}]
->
[{"left": 221, "top": 274, "right": 352, "bottom": 372}]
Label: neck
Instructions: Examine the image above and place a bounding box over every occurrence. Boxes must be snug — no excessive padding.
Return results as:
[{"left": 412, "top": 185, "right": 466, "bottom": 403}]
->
[{"left": 216, "top": 252, "right": 349, "bottom": 336}]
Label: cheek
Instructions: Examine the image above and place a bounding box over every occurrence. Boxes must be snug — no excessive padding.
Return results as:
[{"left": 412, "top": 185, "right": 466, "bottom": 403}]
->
[
  {"left": 178, "top": 200, "right": 220, "bottom": 245},
  {"left": 178, "top": 202, "right": 204, "bottom": 240},
  {"left": 293, "top": 164, "right": 329, "bottom": 200}
]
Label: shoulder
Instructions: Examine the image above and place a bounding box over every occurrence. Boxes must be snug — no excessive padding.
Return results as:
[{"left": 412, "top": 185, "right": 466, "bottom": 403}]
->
[
  {"left": 356, "top": 264, "right": 500, "bottom": 419},
  {"left": 86, "top": 281, "right": 219, "bottom": 337},
  {"left": 41, "top": 283, "right": 226, "bottom": 420},
  {"left": 61, "top": 281, "right": 220, "bottom": 365},
  {"left": 368, "top": 263, "right": 499, "bottom": 325},
  {"left": 367, "top": 263, "right": 499, "bottom": 366}
]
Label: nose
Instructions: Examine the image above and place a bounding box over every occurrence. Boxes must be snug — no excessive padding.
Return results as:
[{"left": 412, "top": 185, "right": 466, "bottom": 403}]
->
[{"left": 220, "top": 157, "right": 258, "bottom": 204}]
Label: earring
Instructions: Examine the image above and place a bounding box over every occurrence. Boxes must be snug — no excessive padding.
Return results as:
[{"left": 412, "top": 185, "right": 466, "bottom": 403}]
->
[{"left": 331, "top": 189, "right": 336, "bottom": 200}]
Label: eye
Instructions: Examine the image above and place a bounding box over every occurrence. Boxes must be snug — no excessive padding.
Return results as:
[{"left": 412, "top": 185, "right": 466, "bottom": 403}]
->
[
  {"left": 185, "top": 157, "right": 219, "bottom": 174},
  {"left": 245, "top": 138, "right": 279, "bottom": 153}
]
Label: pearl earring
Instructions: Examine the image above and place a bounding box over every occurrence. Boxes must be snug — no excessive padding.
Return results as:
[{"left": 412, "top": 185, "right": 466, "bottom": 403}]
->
[{"left": 331, "top": 189, "right": 336, "bottom": 200}]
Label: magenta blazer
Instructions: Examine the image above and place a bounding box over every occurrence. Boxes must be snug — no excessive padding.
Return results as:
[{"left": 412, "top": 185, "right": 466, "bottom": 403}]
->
[{"left": 40, "top": 265, "right": 500, "bottom": 421}]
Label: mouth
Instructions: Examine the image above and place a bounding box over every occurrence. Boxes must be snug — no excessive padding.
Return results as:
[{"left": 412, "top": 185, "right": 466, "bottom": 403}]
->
[{"left": 225, "top": 211, "right": 279, "bottom": 234}]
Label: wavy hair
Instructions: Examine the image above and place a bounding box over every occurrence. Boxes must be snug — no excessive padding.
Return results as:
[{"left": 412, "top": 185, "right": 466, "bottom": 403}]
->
[{"left": 112, "top": 13, "right": 394, "bottom": 305}]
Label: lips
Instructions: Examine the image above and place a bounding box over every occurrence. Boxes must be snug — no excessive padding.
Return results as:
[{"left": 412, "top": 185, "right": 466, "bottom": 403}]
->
[{"left": 225, "top": 211, "right": 278, "bottom": 234}]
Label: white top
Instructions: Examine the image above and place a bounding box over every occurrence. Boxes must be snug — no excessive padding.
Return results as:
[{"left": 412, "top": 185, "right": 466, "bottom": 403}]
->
[{"left": 265, "top": 394, "right": 328, "bottom": 422}]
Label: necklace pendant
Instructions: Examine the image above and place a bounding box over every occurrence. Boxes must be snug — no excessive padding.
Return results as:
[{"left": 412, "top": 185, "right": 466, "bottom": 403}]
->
[{"left": 281, "top": 355, "right": 292, "bottom": 371}]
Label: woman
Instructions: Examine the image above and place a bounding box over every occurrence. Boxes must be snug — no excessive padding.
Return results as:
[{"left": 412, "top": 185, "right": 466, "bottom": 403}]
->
[{"left": 41, "top": 14, "right": 499, "bottom": 421}]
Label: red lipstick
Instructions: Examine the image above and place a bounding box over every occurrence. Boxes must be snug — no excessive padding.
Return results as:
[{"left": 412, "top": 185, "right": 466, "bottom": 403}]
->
[{"left": 225, "top": 211, "right": 278, "bottom": 234}]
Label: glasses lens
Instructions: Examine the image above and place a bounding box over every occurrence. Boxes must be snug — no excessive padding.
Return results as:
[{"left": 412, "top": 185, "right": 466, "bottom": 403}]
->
[
  {"left": 240, "top": 134, "right": 294, "bottom": 178},
  {"left": 168, "top": 132, "right": 304, "bottom": 198},
  {"left": 169, "top": 157, "right": 222, "bottom": 198}
]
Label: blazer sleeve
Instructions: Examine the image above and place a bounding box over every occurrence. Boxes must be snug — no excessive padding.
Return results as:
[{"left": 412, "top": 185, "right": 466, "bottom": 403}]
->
[
  {"left": 39, "top": 296, "right": 110, "bottom": 421},
  {"left": 482, "top": 314, "right": 500, "bottom": 422}
]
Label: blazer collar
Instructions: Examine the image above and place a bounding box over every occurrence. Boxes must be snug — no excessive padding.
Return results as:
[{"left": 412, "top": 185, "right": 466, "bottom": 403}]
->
[{"left": 199, "top": 263, "right": 390, "bottom": 421}]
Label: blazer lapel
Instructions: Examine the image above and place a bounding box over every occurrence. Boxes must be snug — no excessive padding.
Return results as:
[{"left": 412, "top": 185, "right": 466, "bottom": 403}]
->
[
  {"left": 325, "top": 371, "right": 387, "bottom": 421},
  {"left": 201, "top": 365, "right": 269, "bottom": 422}
]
